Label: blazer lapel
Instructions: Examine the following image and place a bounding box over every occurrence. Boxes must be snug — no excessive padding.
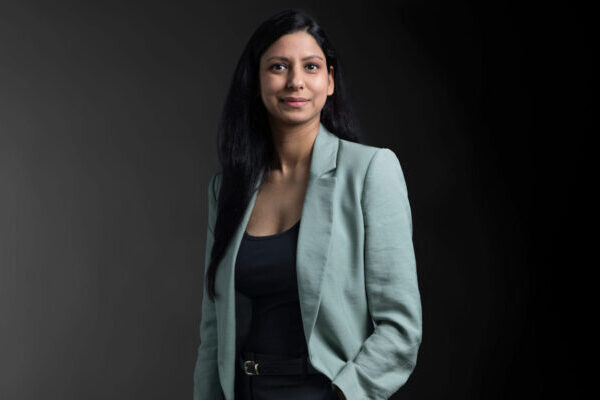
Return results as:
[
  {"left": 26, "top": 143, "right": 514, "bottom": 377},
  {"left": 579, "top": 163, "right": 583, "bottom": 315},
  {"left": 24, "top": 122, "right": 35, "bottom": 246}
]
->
[
  {"left": 213, "top": 122, "right": 339, "bottom": 400},
  {"left": 296, "top": 123, "right": 338, "bottom": 347}
]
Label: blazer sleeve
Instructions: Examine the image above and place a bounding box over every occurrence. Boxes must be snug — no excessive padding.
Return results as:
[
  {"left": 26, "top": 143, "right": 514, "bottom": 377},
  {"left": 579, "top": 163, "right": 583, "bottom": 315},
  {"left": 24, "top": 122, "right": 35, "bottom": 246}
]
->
[
  {"left": 193, "top": 173, "right": 225, "bottom": 400},
  {"left": 330, "top": 148, "right": 423, "bottom": 400}
]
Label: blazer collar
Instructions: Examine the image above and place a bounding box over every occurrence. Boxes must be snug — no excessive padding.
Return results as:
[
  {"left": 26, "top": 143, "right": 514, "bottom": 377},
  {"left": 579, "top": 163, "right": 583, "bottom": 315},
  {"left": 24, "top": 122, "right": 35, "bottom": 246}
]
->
[{"left": 214, "top": 121, "right": 339, "bottom": 400}]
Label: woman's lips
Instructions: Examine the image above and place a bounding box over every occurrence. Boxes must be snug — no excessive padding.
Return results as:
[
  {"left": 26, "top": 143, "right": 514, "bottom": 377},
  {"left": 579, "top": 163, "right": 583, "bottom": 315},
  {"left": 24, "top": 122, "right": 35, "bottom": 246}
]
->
[{"left": 282, "top": 98, "right": 309, "bottom": 107}]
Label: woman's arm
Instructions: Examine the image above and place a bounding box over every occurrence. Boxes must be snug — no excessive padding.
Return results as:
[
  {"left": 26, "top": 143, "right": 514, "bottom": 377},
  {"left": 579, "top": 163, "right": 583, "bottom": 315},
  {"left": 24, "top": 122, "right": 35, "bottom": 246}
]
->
[
  {"left": 193, "top": 174, "right": 225, "bottom": 400},
  {"left": 330, "top": 148, "right": 423, "bottom": 399}
]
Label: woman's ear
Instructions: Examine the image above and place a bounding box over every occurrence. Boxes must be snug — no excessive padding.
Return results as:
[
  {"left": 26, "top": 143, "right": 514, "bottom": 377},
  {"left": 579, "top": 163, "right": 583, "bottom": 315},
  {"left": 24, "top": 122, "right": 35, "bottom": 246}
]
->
[{"left": 328, "top": 65, "right": 335, "bottom": 96}]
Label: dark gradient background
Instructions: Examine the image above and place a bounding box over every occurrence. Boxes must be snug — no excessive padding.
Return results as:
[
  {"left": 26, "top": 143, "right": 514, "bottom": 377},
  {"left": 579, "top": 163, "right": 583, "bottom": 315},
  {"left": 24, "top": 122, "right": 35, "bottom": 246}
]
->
[{"left": 0, "top": 1, "right": 588, "bottom": 399}]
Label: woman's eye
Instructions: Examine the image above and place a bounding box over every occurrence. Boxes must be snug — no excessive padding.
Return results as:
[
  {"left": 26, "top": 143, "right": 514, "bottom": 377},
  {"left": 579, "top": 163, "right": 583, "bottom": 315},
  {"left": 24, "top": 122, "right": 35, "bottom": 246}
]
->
[
  {"left": 270, "top": 63, "right": 286, "bottom": 71},
  {"left": 268, "top": 63, "right": 320, "bottom": 71}
]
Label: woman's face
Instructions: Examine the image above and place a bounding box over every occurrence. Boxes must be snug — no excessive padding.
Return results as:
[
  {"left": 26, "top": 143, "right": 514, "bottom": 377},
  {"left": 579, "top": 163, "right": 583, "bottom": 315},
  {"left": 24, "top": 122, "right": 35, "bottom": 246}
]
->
[{"left": 258, "top": 31, "right": 334, "bottom": 126}]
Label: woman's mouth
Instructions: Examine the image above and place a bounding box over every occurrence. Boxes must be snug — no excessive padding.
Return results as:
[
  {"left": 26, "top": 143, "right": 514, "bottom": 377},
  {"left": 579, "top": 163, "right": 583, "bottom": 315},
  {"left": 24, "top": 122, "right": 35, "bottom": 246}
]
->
[{"left": 282, "top": 98, "right": 309, "bottom": 107}]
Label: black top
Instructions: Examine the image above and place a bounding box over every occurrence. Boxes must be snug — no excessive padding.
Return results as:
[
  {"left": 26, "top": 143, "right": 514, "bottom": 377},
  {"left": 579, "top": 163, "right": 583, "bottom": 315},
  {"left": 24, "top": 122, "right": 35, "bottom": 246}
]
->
[{"left": 234, "top": 219, "right": 307, "bottom": 357}]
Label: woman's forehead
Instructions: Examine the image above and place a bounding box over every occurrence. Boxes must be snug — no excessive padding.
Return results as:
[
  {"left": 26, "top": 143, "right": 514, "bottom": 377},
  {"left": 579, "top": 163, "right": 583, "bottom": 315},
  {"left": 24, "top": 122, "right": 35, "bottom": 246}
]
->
[{"left": 261, "top": 32, "right": 324, "bottom": 60}]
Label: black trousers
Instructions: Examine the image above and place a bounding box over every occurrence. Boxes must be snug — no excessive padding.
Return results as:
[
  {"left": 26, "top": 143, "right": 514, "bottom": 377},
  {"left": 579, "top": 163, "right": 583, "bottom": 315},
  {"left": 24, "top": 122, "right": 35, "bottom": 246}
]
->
[{"left": 234, "top": 351, "right": 339, "bottom": 400}]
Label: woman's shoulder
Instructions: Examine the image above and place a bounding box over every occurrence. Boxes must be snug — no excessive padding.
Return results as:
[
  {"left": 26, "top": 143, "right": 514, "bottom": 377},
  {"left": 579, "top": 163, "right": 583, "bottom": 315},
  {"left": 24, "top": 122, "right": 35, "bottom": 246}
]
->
[
  {"left": 337, "top": 137, "right": 400, "bottom": 176},
  {"left": 207, "top": 172, "right": 222, "bottom": 204}
]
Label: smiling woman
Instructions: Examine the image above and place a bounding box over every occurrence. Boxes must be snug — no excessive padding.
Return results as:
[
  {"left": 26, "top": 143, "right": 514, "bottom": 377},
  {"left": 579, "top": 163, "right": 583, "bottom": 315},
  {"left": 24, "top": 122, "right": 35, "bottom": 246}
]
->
[
  {"left": 258, "top": 38, "right": 334, "bottom": 123},
  {"left": 193, "top": 8, "right": 422, "bottom": 400}
]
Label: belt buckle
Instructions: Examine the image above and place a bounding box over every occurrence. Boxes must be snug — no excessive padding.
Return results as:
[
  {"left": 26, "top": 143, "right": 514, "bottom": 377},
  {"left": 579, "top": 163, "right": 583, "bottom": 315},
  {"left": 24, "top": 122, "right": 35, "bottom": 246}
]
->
[{"left": 242, "top": 360, "right": 260, "bottom": 376}]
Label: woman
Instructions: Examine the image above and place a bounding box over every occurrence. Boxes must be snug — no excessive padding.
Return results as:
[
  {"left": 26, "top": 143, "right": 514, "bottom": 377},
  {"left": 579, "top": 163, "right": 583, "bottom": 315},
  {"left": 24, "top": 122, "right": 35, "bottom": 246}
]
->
[{"left": 193, "top": 8, "right": 422, "bottom": 400}]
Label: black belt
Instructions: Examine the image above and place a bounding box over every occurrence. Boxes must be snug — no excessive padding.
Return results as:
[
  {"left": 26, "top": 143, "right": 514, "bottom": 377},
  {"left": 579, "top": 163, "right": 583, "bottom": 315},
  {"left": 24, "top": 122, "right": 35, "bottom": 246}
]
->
[{"left": 238, "top": 350, "right": 321, "bottom": 376}]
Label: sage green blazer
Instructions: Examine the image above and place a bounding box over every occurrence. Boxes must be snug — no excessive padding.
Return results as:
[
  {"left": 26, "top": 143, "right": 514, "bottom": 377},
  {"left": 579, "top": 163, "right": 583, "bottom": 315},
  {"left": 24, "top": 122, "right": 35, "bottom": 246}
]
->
[{"left": 193, "top": 122, "right": 422, "bottom": 400}]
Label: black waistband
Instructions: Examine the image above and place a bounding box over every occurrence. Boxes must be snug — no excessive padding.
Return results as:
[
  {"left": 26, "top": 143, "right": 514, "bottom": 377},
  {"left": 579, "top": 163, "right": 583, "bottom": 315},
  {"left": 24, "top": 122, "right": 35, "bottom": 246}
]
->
[{"left": 238, "top": 351, "right": 321, "bottom": 376}]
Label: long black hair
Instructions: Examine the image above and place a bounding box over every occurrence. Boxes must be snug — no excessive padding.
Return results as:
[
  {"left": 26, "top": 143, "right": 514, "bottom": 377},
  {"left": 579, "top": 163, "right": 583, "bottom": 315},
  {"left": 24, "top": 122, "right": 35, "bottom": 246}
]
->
[{"left": 206, "top": 8, "right": 363, "bottom": 301}]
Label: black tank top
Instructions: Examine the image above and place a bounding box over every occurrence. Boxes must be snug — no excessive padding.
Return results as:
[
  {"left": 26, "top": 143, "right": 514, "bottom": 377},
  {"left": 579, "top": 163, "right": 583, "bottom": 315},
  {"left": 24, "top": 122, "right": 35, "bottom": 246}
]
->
[{"left": 234, "top": 219, "right": 307, "bottom": 358}]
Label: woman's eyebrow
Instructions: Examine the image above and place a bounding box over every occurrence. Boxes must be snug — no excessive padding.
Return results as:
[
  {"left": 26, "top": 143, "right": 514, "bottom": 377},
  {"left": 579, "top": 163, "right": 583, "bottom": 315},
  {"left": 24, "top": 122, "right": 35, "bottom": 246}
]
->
[{"left": 265, "top": 55, "right": 324, "bottom": 62}]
